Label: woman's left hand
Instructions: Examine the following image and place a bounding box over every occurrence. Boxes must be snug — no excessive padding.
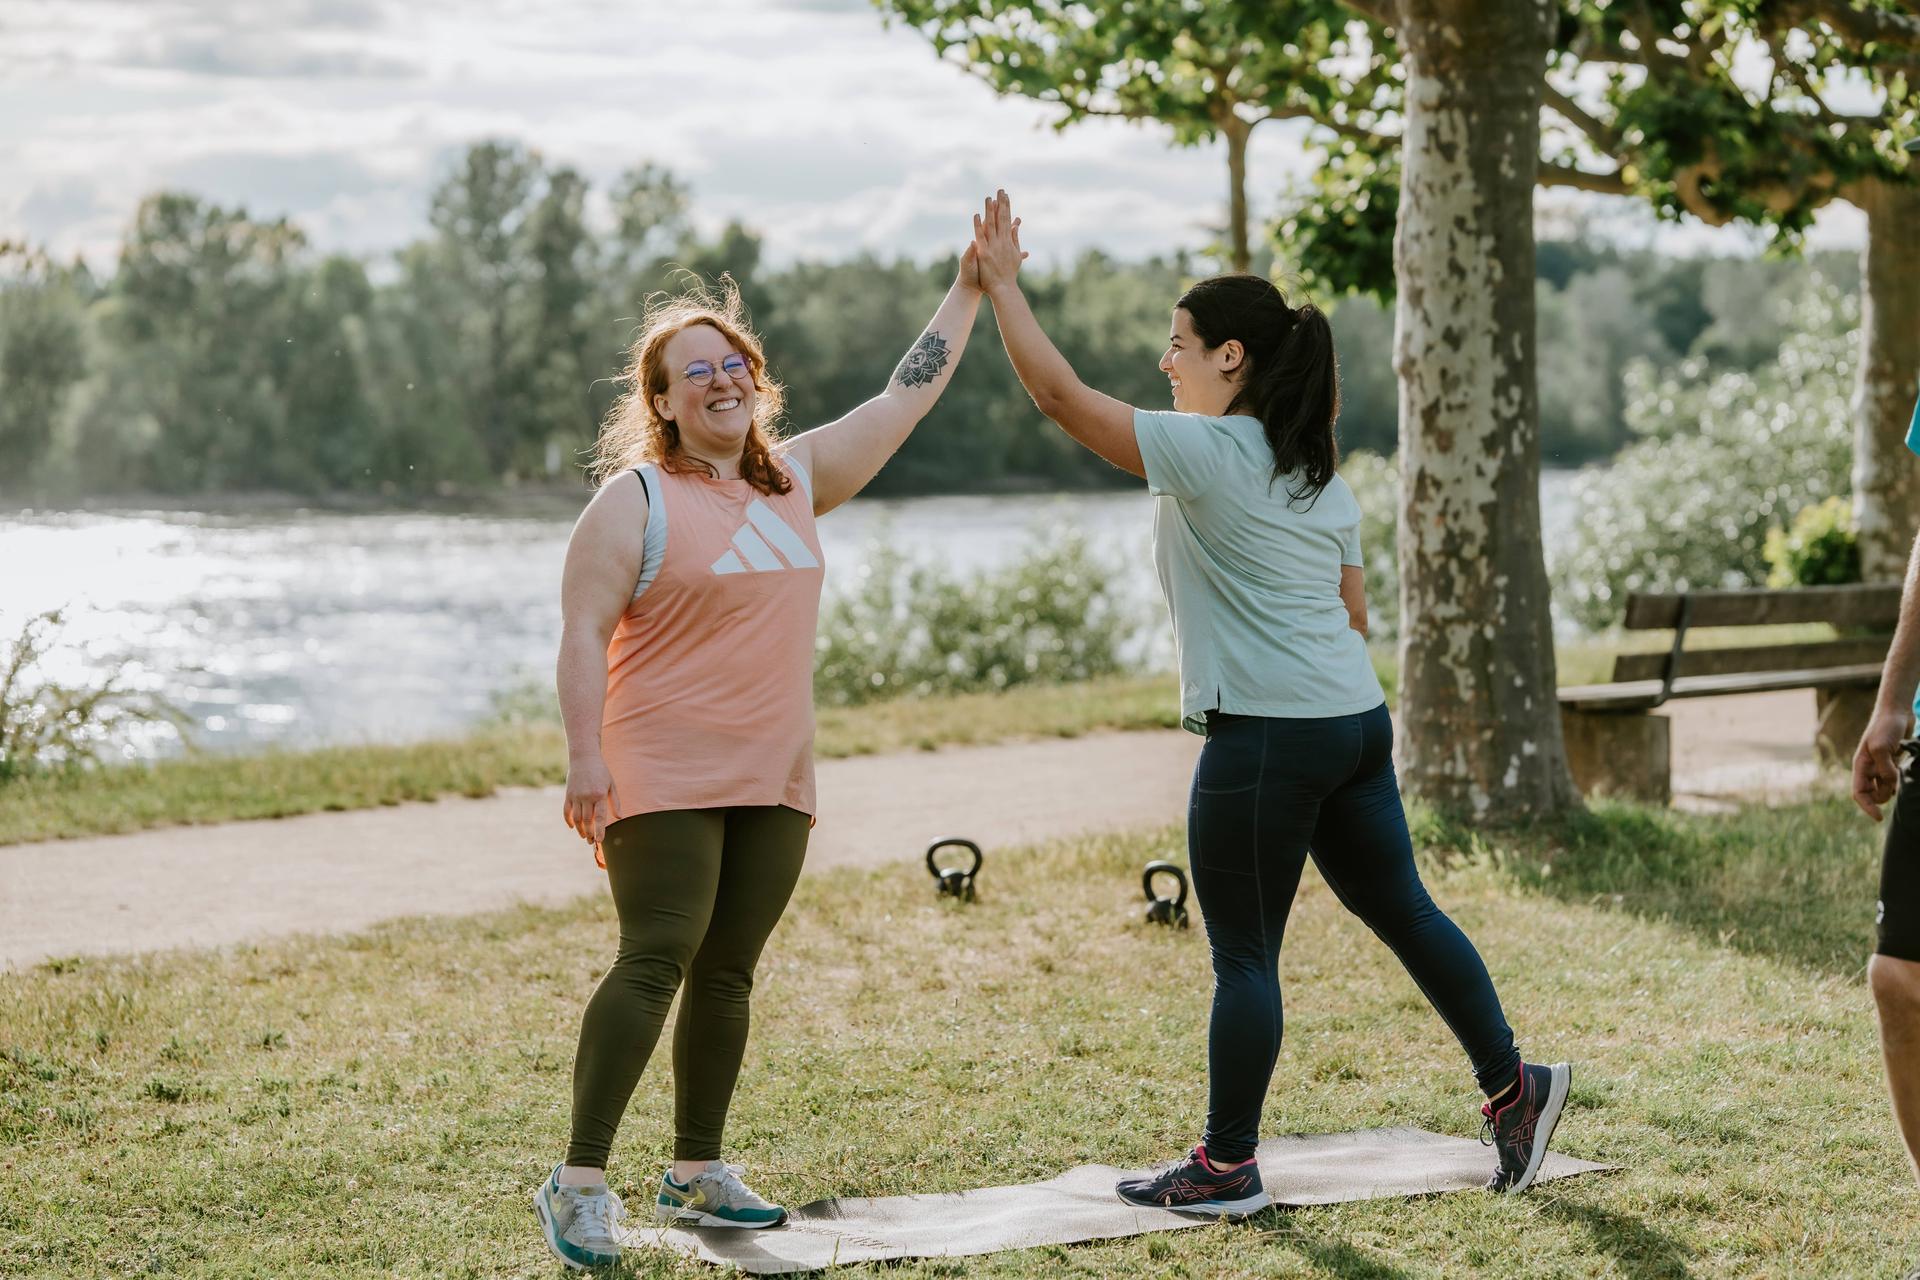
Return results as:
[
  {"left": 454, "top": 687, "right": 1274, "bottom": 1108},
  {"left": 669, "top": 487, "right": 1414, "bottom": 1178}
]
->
[{"left": 956, "top": 241, "right": 983, "bottom": 295}]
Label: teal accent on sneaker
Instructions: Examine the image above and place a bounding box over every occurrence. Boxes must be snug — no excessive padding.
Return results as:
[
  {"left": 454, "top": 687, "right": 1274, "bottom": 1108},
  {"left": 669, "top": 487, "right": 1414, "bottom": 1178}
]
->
[
  {"left": 533, "top": 1166, "right": 624, "bottom": 1269},
  {"left": 654, "top": 1162, "right": 788, "bottom": 1228}
]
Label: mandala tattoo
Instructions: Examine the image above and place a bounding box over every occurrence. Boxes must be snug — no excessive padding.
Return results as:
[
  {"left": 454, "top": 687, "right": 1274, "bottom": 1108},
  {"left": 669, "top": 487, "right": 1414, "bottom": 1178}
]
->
[{"left": 893, "top": 331, "right": 951, "bottom": 388}]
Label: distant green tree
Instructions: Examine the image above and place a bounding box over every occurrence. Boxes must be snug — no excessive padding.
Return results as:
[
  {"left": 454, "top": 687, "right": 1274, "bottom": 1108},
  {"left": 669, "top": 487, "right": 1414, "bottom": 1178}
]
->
[
  {"left": 0, "top": 244, "right": 88, "bottom": 489},
  {"left": 361, "top": 255, "right": 492, "bottom": 493},
  {"left": 423, "top": 141, "right": 543, "bottom": 477},
  {"left": 519, "top": 165, "right": 599, "bottom": 477},
  {"left": 1628, "top": 253, "right": 1714, "bottom": 358},
  {"left": 388, "top": 142, "right": 617, "bottom": 484},
  {"left": 24, "top": 143, "right": 1870, "bottom": 514},
  {"left": 1537, "top": 266, "right": 1677, "bottom": 461},
  {"left": 77, "top": 193, "right": 303, "bottom": 492},
  {"left": 607, "top": 163, "right": 691, "bottom": 295},
  {"left": 669, "top": 221, "right": 776, "bottom": 328},
  {"left": 273, "top": 255, "right": 383, "bottom": 491}
]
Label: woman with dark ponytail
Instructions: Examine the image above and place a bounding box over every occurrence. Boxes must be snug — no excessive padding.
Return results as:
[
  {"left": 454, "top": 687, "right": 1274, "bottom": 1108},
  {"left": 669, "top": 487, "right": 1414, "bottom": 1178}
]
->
[{"left": 971, "top": 191, "right": 1569, "bottom": 1211}]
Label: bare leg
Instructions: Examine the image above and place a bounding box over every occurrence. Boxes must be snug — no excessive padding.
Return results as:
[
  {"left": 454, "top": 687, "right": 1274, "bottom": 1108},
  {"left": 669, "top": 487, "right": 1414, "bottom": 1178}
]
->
[{"left": 1870, "top": 953, "right": 1920, "bottom": 1185}]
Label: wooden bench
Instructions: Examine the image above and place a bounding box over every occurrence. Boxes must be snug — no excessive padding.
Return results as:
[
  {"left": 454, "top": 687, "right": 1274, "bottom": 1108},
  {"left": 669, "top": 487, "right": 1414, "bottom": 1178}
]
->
[{"left": 1556, "top": 583, "right": 1902, "bottom": 803}]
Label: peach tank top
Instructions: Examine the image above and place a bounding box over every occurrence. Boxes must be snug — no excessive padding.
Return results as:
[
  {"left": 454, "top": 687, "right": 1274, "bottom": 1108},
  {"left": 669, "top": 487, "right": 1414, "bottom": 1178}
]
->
[{"left": 600, "top": 456, "right": 825, "bottom": 822}]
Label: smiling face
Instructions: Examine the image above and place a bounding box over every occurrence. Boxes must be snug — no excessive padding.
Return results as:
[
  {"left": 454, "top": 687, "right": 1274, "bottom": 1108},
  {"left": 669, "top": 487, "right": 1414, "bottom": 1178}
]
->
[
  {"left": 650, "top": 323, "right": 758, "bottom": 470},
  {"left": 1159, "top": 307, "right": 1246, "bottom": 416}
]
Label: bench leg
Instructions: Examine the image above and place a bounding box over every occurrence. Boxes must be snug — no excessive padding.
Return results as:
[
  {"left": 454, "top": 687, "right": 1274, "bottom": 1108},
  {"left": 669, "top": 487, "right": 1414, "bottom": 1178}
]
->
[
  {"left": 1560, "top": 709, "right": 1672, "bottom": 805},
  {"left": 1816, "top": 687, "right": 1876, "bottom": 769}
]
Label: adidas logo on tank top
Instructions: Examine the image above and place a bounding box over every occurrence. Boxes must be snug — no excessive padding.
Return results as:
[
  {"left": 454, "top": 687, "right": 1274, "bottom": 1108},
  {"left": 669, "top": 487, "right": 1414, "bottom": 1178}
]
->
[{"left": 711, "top": 500, "right": 820, "bottom": 575}]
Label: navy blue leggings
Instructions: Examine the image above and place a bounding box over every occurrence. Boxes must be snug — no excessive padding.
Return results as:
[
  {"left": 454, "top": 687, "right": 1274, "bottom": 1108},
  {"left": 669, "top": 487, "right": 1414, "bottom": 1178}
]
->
[{"left": 1188, "top": 702, "right": 1520, "bottom": 1163}]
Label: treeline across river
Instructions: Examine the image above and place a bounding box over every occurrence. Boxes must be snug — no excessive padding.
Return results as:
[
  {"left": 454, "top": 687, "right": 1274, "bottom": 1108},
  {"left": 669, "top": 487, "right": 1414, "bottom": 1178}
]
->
[{"left": 0, "top": 139, "right": 1862, "bottom": 502}]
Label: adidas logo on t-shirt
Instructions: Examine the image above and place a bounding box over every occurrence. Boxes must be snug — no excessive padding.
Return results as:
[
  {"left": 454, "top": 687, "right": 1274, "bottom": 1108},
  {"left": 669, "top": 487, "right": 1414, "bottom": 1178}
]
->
[{"left": 712, "top": 500, "right": 820, "bottom": 575}]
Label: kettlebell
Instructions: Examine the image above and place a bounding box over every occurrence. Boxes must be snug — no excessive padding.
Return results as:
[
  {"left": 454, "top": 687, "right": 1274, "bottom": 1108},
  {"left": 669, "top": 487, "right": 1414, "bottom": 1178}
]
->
[
  {"left": 1142, "top": 860, "right": 1189, "bottom": 928},
  {"left": 926, "top": 837, "right": 982, "bottom": 902}
]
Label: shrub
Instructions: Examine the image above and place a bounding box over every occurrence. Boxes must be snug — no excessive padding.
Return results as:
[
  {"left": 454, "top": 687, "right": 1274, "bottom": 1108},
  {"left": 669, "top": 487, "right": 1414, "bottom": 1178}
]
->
[
  {"left": 0, "top": 610, "right": 187, "bottom": 783},
  {"left": 813, "top": 531, "right": 1135, "bottom": 707},
  {"left": 1552, "top": 282, "right": 1855, "bottom": 629},
  {"left": 1764, "top": 495, "right": 1861, "bottom": 588}
]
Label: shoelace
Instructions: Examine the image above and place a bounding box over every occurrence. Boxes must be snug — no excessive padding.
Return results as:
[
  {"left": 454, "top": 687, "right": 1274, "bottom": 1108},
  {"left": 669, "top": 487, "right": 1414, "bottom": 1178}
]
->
[
  {"left": 1138, "top": 1148, "right": 1232, "bottom": 1185},
  {"left": 696, "top": 1163, "right": 770, "bottom": 1210},
  {"left": 1135, "top": 1150, "right": 1198, "bottom": 1181},
  {"left": 571, "top": 1189, "right": 624, "bottom": 1247},
  {"left": 1481, "top": 1101, "right": 1531, "bottom": 1158}
]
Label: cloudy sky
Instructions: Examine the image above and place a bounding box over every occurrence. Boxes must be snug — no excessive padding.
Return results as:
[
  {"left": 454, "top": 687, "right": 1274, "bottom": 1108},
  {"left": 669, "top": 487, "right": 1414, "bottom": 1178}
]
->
[{"left": 2, "top": 0, "right": 1864, "bottom": 271}]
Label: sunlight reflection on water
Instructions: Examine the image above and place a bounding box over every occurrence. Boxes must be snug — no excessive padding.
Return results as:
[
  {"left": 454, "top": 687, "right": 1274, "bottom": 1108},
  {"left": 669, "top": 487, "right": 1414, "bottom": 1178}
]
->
[{"left": 0, "top": 475, "right": 1578, "bottom": 758}]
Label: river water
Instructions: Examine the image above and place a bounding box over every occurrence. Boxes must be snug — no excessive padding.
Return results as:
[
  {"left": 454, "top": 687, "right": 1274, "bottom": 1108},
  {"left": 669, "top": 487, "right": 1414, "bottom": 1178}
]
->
[{"left": 0, "top": 473, "right": 1582, "bottom": 758}]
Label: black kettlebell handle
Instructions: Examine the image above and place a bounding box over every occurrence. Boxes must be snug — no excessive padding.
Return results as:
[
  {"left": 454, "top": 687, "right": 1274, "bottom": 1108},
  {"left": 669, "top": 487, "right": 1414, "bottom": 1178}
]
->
[
  {"left": 927, "top": 837, "right": 983, "bottom": 882},
  {"left": 1142, "top": 860, "right": 1188, "bottom": 908}
]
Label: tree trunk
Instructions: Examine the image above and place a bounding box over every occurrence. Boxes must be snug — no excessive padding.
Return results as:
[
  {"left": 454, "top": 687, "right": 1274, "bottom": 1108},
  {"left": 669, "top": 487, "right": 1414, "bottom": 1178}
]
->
[
  {"left": 1223, "top": 113, "right": 1252, "bottom": 274},
  {"left": 1390, "top": 0, "right": 1578, "bottom": 821},
  {"left": 1850, "top": 176, "right": 1920, "bottom": 582}
]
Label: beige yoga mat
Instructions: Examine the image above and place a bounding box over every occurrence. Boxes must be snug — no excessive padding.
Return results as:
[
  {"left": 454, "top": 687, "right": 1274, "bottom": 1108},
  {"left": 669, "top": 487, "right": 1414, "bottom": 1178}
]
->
[{"left": 627, "top": 1126, "right": 1612, "bottom": 1274}]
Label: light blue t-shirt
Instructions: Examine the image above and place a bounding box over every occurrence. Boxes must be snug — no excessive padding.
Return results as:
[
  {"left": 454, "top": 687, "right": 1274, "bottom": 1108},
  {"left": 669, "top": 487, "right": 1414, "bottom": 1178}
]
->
[
  {"left": 1135, "top": 409, "right": 1386, "bottom": 734},
  {"left": 1907, "top": 387, "right": 1920, "bottom": 723}
]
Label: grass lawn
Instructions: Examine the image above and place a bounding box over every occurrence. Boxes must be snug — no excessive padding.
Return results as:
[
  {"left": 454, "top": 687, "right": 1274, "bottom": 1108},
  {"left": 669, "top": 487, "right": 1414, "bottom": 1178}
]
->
[{"left": 2, "top": 795, "right": 1910, "bottom": 1277}]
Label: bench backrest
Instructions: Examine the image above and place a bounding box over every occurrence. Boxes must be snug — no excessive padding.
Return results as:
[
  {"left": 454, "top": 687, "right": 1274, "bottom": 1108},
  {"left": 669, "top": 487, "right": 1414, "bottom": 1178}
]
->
[
  {"left": 1614, "top": 584, "right": 1901, "bottom": 684},
  {"left": 1622, "top": 584, "right": 1902, "bottom": 630}
]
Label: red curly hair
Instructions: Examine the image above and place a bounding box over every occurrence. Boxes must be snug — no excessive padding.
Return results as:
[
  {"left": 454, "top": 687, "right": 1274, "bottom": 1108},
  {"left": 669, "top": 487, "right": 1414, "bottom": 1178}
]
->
[{"left": 591, "top": 277, "right": 791, "bottom": 496}]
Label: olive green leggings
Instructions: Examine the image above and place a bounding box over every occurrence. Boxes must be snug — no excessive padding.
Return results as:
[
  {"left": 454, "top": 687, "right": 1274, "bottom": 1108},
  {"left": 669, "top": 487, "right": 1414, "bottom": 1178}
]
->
[{"left": 566, "top": 805, "right": 810, "bottom": 1168}]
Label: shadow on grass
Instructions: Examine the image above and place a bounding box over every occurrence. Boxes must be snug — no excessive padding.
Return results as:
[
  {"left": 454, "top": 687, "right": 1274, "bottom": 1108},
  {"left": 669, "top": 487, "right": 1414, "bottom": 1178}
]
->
[
  {"left": 1543, "top": 1197, "right": 1695, "bottom": 1279},
  {"left": 1246, "top": 1187, "right": 1689, "bottom": 1280},
  {"left": 1413, "top": 794, "right": 1878, "bottom": 979},
  {"left": 1247, "top": 1211, "right": 1420, "bottom": 1278}
]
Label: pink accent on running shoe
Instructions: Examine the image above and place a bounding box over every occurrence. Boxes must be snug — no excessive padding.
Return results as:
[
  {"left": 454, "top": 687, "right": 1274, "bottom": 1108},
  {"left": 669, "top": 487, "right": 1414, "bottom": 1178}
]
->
[{"left": 1196, "top": 1143, "right": 1256, "bottom": 1174}]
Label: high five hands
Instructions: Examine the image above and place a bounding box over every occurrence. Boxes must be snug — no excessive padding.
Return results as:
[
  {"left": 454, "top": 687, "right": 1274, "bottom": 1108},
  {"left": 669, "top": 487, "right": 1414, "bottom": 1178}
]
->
[{"left": 972, "top": 190, "right": 1030, "bottom": 294}]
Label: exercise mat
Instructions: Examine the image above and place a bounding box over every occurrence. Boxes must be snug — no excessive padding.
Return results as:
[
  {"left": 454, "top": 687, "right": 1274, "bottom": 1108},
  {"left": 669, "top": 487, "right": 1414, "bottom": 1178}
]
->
[{"left": 626, "top": 1126, "right": 1612, "bottom": 1274}]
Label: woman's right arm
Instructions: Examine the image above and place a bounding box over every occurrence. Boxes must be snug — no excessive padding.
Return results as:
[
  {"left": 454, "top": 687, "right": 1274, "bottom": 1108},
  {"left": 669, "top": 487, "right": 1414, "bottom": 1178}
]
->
[
  {"left": 1340, "top": 565, "right": 1369, "bottom": 639},
  {"left": 557, "top": 471, "right": 648, "bottom": 847},
  {"left": 974, "top": 190, "right": 1144, "bottom": 478}
]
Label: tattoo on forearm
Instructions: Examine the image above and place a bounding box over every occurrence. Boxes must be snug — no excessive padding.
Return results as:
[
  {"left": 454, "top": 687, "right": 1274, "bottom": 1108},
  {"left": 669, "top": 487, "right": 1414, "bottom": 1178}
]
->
[{"left": 893, "top": 331, "right": 951, "bottom": 389}]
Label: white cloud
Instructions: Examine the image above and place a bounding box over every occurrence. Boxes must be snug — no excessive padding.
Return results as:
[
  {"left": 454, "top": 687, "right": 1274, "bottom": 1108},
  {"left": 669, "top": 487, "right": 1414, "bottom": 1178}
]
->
[
  {"left": 0, "top": 0, "right": 1866, "bottom": 273},
  {"left": 112, "top": 33, "right": 422, "bottom": 80}
]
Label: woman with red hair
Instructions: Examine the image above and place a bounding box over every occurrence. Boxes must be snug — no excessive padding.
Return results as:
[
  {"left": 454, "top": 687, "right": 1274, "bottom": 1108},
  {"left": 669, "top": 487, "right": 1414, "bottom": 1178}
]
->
[{"left": 534, "top": 249, "right": 982, "bottom": 1269}]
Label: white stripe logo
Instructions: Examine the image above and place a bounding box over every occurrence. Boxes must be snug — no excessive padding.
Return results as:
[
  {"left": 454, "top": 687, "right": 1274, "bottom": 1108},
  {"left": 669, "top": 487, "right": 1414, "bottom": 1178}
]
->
[{"left": 711, "top": 501, "right": 819, "bottom": 576}]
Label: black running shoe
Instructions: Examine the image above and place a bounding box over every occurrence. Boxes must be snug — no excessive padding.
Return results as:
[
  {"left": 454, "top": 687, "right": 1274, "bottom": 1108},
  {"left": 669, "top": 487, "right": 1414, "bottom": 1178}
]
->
[
  {"left": 1481, "top": 1061, "right": 1572, "bottom": 1193},
  {"left": 1115, "top": 1144, "right": 1272, "bottom": 1217}
]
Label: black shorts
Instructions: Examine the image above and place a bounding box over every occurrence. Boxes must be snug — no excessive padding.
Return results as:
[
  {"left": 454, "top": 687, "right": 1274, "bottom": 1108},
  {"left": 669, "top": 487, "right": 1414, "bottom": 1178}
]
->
[{"left": 1878, "top": 740, "right": 1920, "bottom": 962}]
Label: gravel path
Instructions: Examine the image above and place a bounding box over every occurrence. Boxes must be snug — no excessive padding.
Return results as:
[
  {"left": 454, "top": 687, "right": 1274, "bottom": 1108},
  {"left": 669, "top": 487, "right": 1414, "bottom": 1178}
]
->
[{"left": 0, "top": 690, "right": 1826, "bottom": 970}]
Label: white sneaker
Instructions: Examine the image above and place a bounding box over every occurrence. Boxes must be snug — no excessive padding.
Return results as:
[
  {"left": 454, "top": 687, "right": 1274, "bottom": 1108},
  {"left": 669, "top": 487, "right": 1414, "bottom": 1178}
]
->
[
  {"left": 654, "top": 1160, "right": 789, "bottom": 1228},
  {"left": 533, "top": 1165, "right": 625, "bottom": 1269}
]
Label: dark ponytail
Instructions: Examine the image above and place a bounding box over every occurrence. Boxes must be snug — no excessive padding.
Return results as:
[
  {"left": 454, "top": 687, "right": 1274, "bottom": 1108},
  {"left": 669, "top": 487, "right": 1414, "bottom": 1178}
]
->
[{"left": 1175, "top": 274, "right": 1340, "bottom": 504}]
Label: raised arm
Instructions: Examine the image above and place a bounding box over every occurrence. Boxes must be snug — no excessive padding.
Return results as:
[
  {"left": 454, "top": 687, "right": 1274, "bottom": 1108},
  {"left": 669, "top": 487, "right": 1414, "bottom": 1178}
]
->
[
  {"left": 974, "top": 190, "right": 1143, "bottom": 479},
  {"left": 1855, "top": 528, "right": 1920, "bottom": 820},
  {"left": 557, "top": 471, "right": 647, "bottom": 848},
  {"left": 786, "top": 249, "right": 983, "bottom": 515}
]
